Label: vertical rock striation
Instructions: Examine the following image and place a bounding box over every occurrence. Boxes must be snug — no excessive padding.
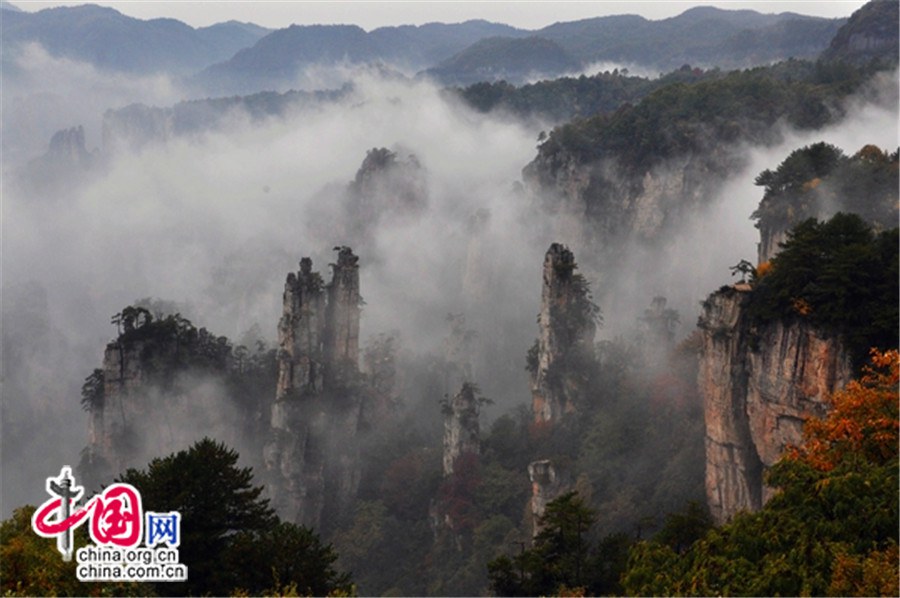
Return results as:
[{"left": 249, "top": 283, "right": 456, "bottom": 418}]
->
[
  {"left": 276, "top": 257, "right": 326, "bottom": 399},
  {"left": 266, "top": 247, "right": 366, "bottom": 530},
  {"left": 442, "top": 383, "right": 481, "bottom": 476},
  {"left": 527, "top": 459, "right": 569, "bottom": 538},
  {"left": 698, "top": 286, "right": 852, "bottom": 523},
  {"left": 529, "top": 243, "right": 597, "bottom": 424},
  {"left": 324, "top": 247, "right": 361, "bottom": 388},
  {"left": 81, "top": 309, "right": 246, "bottom": 490}
]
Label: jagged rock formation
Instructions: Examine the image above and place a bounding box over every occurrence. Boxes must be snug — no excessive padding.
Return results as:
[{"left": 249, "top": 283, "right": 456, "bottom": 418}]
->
[
  {"left": 275, "top": 257, "right": 327, "bottom": 398},
  {"left": 439, "top": 313, "right": 476, "bottom": 395},
  {"left": 697, "top": 141, "right": 896, "bottom": 524},
  {"left": 528, "top": 244, "right": 598, "bottom": 423},
  {"left": 19, "top": 125, "right": 97, "bottom": 195},
  {"left": 638, "top": 296, "right": 679, "bottom": 367},
  {"left": 44, "top": 126, "right": 93, "bottom": 166},
  {"left": 324, "top": 248, "right": 362, "bottom": 387},
  {"left": 79, "top": 308, "right": 263, "bottom": 489},
  {"left": 523, "top": 149, "right": 738, "bottom": 250},
  {"left": 265, "top": 247, "right": 366, "bottom": 530},
  {"left": 344, "top": 147, "right": 428, "bottom": 245},
  {"left": 697, "top": 286, "right": 852, "bottom": 523},
  {"left": 441, "top": 383, "right": 481, "bottom": 476},
  {"left": 527, "top": 459, "right": 569, "bottom": 538}
]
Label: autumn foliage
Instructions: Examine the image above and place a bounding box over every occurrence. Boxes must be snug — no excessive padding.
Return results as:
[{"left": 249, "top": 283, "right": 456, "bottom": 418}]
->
[
  {"left": 622, "top": 348, "right": 899, "bottom": 596},
  {"left": 788, "top": 348, "right": 899, "bottom": 471}
]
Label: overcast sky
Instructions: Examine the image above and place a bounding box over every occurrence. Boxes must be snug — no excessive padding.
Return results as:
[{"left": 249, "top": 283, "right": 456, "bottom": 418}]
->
[{"left": 11, "top": 1, "right": 867, "bottom": 30}]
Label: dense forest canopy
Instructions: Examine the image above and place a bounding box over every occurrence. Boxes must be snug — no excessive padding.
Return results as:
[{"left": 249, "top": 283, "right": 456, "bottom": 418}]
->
[
  {"left": 752, "top": 142, "right": 899, "bottom": 234},
  {"left": 747, "top": 213, "right": 899, "bottom": 368},
  {"left": 533, "top": 59, "right": 875, "bottom": 174}
]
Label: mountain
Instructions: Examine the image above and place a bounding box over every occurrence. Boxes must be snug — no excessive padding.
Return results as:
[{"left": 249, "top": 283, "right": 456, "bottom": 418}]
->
[
  {"left": 195, "top": 24, "right": 378, "bottom": 93},
  {"left": 370, "top": 19, "right": 526, "bottom": 66},
  {"left": 0, "top": 4, "right": 269, "bottom": 75},
  {"left": 820, "top": 0, "right": 899, "bottom": 65},
  {"left": 2, "top": 4, "right": 848, "bottom": 94},
  {"left": 197, "top": 7, "right": 844, "bottom": 95},
  {"left": 537, "top": 6, "right": 845, "bottom": 70},
  {"left": 196, "top": 20, "right": 272, "bottom": 63},
  {"left": 423, "top": 36, "right": 580, "bottom": 85},
  {"left": 195, "top": 19, "right": 524, "bottom": 94}
]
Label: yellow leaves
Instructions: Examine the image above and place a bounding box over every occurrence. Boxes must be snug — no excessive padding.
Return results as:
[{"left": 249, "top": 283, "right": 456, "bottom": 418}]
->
[
  {"left": 791, "top": 297, "right": 812, "bottom": 316},
  {"left": 828, "top": 542, "right": 899, "bottom": 597},
  {"left": 801, "top": 177, "right": 821, "bottom": 192},
  {"left": 853, "top": 144, "right": 889, "bottom": 164},
  {"left": 755, "top": 260, "right": 773, "bottom": 278},
  {"left": 789, "top": 349, "right": 899, "bottom": 471},
  {"left": 556, "top": 584, "right": 588, "bottom": 596}
]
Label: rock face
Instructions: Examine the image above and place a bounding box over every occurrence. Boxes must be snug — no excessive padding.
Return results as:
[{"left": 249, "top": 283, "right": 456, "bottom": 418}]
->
[
  {"left": 324, "top": 247, "right": 362, "bottom": 387},
  {"left": 275, "top": 257, "right": 326, "bottom": 398},
  {"left": 345, "top": 147, "right": 428, "bottom": 244},
  {"left": 639, "top": 296, "right": 679, "bottom": 367},
  {"left": 442, "top": 383, "right": 481, "bottom": 476},
  {"left": 698, "top": 286, "right": 852, "bottom": 523},
  {"left": 529, "top": 244, "right": 597, "bottom": 423},
  {"left": 46, "top": 126, "right": 93, "bottom": 166},
  {"left": 266, "top": 247, "right": 366, "bottom": 530},
  {"left": 20, "top": 125, "right": 97, "bottom": 195},
  {"left": 820, "top": 0, "right": 899, "bottom": 65},
  {"left": 527, "top": 459, "right": 569, "bottom": 538},
  {"left": 523, "top": 151, "right": 738, "bottom": 249},
  {"left": 80, "top": 310, "right": 249, "bottom": 489}
]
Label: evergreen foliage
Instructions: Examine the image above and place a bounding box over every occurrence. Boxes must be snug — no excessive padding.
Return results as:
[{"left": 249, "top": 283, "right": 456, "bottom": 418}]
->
[
  {"left": 746, "top": 213, "right": 899, "bottom": 367},
  {"left": 486, "top": 492, "right": 632, "bottom": 596},
  {"left": 457, "top": 64, "right": 717, "bottom": 122},
  {"left": 118, "top": 438, "right": 352, "bottom": 596},
  {"left": 752, "top": 141, "right": 899, "bottom": 235},
  {"left": 2, "top": 440, "right": 351, "bottom": 597},
  {"left": 534, "top": 58, "right": 875, "bottom": 175}
]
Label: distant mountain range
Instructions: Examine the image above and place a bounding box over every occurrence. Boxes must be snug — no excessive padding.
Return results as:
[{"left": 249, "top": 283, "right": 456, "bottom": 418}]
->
[
  {"left": 194, "top": 20, "right": 524, "bottom": 93},
  {"left": 1, "top": 4, "right": 270, "bottom": 75},
  {"left": 1, "top": 3, "right": 851, "bottom": 95}
]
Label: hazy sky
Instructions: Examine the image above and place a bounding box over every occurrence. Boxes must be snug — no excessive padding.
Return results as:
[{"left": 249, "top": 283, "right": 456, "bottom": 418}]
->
[{"left": 12, "top": 1, "right": 867, "bottom": 30}]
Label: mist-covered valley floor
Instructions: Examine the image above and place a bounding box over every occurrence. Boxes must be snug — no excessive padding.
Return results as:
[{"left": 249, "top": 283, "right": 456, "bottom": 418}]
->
[
  {"left": 4, "top": 64, "right": 896, "bottom": 502},
  {"left": 2, "top": 2, "right": 899, "bottom": 596}
]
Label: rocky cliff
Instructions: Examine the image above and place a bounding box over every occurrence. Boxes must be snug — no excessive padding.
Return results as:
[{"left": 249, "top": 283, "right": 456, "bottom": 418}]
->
[
  {"left": 441, "top": 383, "right": 481, "bottom": 476},
  {"left": 265, "top": 247, "right": 367, "bottom": 530},
  {"left": 523, "top": 139, "right": 740, "bottom": 252},
  {"left": 527, "top": 459, "right": 569, "bottom": 538},
  {"left": 528, "top": 244, "right": 598, "bottom": 423},
  {"left": 18, "top": 125, "right": 97, "bottom": 196},
  {"left": 698, "top": 286, "right": 852, "bottom": 523},
  {"left": 79, "top": 308, "right": 259, "bottom": 489},
  {"left": 820, "top": 0, "right": 899, "bottom": 66}
]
